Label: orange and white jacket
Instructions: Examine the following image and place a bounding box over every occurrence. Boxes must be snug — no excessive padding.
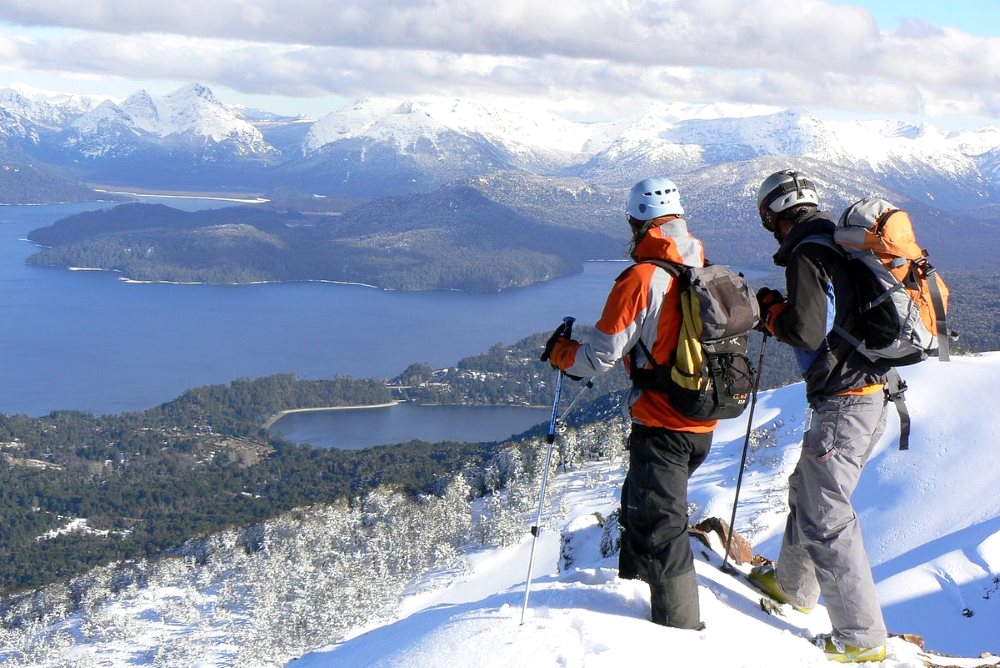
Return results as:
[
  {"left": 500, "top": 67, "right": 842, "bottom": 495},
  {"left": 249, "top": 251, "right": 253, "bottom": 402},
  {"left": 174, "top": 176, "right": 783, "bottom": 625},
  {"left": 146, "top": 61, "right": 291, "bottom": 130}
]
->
[{"left": 551, "top": 219, "right": 717, "bottom": 433}]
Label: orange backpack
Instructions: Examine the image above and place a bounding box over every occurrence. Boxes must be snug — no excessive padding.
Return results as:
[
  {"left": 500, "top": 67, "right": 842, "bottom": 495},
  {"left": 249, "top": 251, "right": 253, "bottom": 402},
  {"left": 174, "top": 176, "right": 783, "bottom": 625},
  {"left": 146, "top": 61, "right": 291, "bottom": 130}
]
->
[{"left": 834, "top": 197, "right": 953, "bottom": 365}]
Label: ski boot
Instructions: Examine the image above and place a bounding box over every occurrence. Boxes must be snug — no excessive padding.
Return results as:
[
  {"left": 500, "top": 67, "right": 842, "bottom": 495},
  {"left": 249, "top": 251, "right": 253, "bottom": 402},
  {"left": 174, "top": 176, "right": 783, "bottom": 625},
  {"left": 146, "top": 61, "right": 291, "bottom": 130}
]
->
[
  {"left": 747, "top": 562, "right": 812, "bottom": 614},
  {"left": 815, "top": 633, "right": 886, "bottom": 663}
]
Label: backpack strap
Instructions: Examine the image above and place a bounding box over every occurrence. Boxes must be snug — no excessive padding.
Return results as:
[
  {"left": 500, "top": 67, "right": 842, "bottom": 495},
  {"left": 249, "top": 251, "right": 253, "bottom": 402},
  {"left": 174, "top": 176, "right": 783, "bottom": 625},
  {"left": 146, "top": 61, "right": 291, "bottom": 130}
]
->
[
  {"left": 916, "top": 258, "right": 951, "bottom": 362},
  {"left": 884, "top": 369, "right": 911, "bottom": 451},
  {"left": 792, "top": 234, "right": 877, "bottom": 359},
  {"left": 626, "top": 259, "right": 683, "bottom": 380}
]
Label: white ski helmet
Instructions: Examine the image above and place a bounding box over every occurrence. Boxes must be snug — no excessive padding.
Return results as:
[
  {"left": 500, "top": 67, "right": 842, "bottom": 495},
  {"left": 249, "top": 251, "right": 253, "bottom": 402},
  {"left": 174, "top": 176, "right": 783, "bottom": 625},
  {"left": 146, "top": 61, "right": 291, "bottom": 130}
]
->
[
  {"left": 626, "top": 178, "right": 684, "bottom": 221},
  {"left": 756, "top": 170, "right": 820, "bottom": 231}
]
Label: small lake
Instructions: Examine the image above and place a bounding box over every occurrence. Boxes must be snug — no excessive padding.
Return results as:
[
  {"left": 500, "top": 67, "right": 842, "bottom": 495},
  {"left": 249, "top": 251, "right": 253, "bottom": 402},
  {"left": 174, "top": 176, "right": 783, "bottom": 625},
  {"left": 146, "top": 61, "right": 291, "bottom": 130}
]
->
[{"left": 269, "top": 404, "right": 551, "bottom": 450}]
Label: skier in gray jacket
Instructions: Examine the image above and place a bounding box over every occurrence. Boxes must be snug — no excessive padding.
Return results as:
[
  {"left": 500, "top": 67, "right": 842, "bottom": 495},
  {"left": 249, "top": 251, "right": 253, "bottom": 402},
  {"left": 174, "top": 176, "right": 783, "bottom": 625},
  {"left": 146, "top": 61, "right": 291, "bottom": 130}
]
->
[{"left": 749, "top": 170, "right": 889, "bottom": 664}]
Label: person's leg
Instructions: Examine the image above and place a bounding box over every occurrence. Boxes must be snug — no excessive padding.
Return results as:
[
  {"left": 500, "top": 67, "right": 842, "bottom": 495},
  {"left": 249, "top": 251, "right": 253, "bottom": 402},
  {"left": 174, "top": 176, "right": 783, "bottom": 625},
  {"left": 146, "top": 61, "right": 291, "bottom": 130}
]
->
[
  {"left": 622, "top": 425, "right": 710, "bottom": 628},
  {"left": 792, "top": 394, "right": 888, "bottom": 649},
  {"left": 775, "top": 424, "right": 822, "bottom": 609}
]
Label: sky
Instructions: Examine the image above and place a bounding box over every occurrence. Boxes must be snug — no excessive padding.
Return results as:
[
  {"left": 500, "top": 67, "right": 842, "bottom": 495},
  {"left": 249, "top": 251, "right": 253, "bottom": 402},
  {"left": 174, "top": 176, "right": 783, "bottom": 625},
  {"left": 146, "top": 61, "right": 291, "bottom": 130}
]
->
[{"left": 0, "top": 0, "right": 997, "bottom": 127}]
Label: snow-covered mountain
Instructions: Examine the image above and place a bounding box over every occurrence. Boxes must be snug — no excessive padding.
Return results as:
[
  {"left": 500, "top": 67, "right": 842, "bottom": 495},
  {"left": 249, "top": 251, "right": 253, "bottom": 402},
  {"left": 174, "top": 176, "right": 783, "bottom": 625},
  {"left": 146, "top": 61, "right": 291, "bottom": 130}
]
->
[
  {"left": 0, "top": 106, "right": 40, "bottom": 144},
  {"left": 303, "top": 97, "right": 590, "bottom": 169},
  {"left": 1, "top": 82, "right": 999, "bottom": 210},
  {"left": 4, "top": 352, "right": 998, "bottom": 666},
  {"left": 62, "top": 84, "right": 276, "bottom": 160},
  {"left": 296, "top": 96, "right": 1000, "bottom": 209},
  {"left": 60, "top": 100, "right": 152, "bottom": 158},
  {"left": 0, "top": 86, "right": 101, "bottom": 130}
]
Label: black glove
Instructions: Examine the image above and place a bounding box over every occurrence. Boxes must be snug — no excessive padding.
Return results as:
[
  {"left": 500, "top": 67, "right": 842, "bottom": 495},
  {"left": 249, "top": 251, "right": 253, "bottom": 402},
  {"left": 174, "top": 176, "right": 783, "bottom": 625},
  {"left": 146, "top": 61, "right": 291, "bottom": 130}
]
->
[
  {"left": 756, "top": 287, "right": 784, "bottom": 309},
  {"left": 755, "top": 287, "right": 785, "bottom": 333},
  {"left": 540, "top": 322, "right": 567, "bottom": 362}
]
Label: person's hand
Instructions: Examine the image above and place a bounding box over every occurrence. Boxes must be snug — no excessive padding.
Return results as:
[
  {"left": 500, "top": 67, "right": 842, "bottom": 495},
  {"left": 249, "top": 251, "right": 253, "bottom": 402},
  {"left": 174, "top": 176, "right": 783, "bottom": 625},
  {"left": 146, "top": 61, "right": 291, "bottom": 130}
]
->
[
  {"left": 755, "top": 287, "right": 787, "bottom": 335},
  {"left": 548, "top": 338, "right": 583, "bottom": 380},
  {"left": 756, "top": 287, "right": 784, "bottom": 310},
  {"left": 540, "top": 322, "right": 568, "bottom": 362}
]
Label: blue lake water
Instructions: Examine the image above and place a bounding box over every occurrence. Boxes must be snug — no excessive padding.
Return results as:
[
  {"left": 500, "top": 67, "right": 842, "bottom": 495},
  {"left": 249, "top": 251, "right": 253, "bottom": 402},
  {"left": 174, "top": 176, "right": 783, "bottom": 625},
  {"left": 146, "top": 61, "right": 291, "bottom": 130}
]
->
[
  {"left": 0, "top": 199, "right": 621, "bottom": 417},
  {"left": 271, "top": 404, "right": 551, "bottom": 450}
]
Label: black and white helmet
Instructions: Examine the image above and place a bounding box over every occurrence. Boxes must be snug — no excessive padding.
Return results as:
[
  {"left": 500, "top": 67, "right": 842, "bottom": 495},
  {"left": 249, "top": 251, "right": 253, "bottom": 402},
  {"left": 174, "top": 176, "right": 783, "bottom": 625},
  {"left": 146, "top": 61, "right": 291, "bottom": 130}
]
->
[{"left": 756, "top": 170, "right": 820, "bottom": 232}]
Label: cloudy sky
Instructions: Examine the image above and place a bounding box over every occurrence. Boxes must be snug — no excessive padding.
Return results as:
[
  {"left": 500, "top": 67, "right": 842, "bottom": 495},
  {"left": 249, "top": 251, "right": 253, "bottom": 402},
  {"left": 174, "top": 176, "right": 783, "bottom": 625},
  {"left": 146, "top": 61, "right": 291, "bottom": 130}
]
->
[{"left": 0, "top": 0, "right": 997, "bottom": 127}]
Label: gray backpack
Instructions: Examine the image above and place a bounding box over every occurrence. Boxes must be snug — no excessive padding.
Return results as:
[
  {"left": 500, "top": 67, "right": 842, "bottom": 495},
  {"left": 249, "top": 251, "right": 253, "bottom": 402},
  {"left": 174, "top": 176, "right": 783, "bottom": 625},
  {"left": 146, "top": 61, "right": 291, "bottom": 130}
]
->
[{"left": 629, "top": 261, "right": 760, "bottom": 420}]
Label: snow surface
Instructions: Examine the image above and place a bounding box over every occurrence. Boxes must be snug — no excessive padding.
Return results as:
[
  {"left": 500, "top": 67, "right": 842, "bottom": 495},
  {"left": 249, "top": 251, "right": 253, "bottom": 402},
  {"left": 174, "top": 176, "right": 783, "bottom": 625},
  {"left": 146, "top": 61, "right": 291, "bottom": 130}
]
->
[{"left": 293, "top": 353, "right": 1000, "bottom": 667}]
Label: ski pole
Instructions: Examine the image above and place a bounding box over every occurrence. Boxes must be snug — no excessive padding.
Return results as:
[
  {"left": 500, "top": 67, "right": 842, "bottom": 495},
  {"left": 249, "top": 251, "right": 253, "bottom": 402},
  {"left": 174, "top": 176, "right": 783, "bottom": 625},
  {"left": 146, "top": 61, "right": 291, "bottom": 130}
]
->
[
  {"left": 520, "top": 316, "right": 574, "bottom": 625},
  {"left": 720, "top": 333, "right": 769, "bottom": 576},
  {"left": 557, "top": 377, "right": 594, "bottom": 424}
]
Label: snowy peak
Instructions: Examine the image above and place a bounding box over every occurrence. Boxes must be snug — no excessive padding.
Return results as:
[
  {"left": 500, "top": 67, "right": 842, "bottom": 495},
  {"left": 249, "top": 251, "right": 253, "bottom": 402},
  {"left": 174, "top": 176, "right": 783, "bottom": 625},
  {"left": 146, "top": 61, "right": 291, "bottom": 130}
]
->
[
  {"left": 120, "top": 90, "right": 163, "bottom": 134},
  {"left": 0, "top": 85, "right": 102, "bottom": 129},
  {"left": 160, "top": 83, "right": 235, "bottom": 140},
  {"left": 69, "top": 100, "right": 141, "bottom": 134},
  {"left": 67, "top": 84, "right": 276, "bottom": 157},
  {"left": 303, "top": 96, "right": 592, "bottom": 163},
  {"left": 664, "top": 108, "right": 831, "bottom": 157},
  {"left": 0, "top": 105, "right": 39, "bottom": 142}
]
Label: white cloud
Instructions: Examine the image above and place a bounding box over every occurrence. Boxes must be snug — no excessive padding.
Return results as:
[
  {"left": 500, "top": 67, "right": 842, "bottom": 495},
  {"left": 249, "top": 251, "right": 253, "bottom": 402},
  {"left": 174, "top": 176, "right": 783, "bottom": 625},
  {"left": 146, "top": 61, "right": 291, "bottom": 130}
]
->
[{"left": 0, "top": 0, "right": 997, "bottom": 122}]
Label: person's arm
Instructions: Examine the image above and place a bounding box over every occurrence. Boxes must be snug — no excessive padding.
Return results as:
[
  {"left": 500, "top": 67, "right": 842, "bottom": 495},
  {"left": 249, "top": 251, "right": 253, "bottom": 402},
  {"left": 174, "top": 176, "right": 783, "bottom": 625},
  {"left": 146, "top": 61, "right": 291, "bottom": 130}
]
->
[
  {"left": 549, "top": 266, "right": 652, "bottom": 377},
  {"left": 772, "top": 250, "right": 832, "bottom": 350}
]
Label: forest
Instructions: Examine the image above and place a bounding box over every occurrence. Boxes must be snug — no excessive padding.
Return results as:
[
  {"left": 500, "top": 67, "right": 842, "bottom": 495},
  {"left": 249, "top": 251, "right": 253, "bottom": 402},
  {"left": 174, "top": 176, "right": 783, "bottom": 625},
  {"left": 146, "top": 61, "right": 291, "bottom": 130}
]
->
[{"left": 0, "top": 373, "right": 489, "bottom": 593}]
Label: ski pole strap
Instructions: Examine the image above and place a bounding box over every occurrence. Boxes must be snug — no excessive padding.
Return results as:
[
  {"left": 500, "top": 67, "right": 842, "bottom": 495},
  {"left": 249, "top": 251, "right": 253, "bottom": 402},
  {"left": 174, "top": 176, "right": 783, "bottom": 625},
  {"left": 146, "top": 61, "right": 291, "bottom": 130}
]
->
[{"left": 884, "top": 369, "right": 910, "bottom": 450}]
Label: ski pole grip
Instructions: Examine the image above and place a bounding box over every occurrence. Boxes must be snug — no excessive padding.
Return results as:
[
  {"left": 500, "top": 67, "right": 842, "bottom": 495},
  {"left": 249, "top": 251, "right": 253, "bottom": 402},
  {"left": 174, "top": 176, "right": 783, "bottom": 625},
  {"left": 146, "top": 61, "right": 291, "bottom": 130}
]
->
[{"left": 562, "top": 316, "right": 575, "bottom": 340}]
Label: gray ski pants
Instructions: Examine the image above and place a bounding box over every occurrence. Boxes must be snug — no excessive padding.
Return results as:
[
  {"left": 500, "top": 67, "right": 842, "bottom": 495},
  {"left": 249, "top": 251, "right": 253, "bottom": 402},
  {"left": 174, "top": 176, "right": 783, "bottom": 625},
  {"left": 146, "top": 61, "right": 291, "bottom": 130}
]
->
[{"left": 776, "top": 392, "right": 888, "bottom": 648}]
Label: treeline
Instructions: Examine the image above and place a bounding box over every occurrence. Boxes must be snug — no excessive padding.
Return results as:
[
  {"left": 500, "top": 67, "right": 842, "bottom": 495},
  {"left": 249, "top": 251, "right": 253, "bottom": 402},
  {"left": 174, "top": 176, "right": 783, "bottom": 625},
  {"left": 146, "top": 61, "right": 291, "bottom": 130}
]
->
[
  {"left": 0, "top": 374, "right": 488, "bottom": 593},
  {"left": 398, "top": 327, "right": 805, "bottom": 410}
]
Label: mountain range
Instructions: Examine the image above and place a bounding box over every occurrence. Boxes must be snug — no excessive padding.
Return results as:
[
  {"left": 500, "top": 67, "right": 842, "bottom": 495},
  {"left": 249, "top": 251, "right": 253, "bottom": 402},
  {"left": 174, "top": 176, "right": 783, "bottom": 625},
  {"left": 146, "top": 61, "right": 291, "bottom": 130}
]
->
[
  {"left": 5, "top": 83, "right": 1000, "bottom": 292},
  {"left": 1, "top": 83, "right": 999, "bottom": 211}
]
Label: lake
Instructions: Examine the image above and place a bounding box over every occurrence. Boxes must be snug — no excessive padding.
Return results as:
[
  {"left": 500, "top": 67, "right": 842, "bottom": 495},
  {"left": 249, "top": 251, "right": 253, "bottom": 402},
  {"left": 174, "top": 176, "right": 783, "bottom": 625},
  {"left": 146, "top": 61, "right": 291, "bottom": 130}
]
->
[
  {"left": 270, "top": 404, "right": 551, "bottom": 450},
  {"left": 0, "top": 198, "right": 620, "bottom": 417}
]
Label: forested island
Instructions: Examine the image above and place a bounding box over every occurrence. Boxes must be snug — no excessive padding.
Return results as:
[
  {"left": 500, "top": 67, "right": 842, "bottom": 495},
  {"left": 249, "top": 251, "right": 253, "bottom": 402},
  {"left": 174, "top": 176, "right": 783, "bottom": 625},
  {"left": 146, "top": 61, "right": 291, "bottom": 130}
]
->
[{"left": 26, "top": 184, "right": 620, "bottom": 291}]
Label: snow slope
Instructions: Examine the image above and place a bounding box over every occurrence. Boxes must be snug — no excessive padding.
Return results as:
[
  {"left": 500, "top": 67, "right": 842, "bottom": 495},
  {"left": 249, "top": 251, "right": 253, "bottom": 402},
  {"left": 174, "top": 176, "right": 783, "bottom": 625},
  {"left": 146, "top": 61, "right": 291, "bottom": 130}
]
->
[{"left": 294, "top": 352, "right": 1000, "bottom": 667}]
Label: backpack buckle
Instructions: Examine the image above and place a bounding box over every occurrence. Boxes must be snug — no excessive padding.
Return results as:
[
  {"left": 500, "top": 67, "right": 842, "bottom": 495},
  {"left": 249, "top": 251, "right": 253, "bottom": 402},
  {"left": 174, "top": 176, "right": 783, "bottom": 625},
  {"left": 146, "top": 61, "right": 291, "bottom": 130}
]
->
[{"left": 885, "top": 377, "right": 908, "bottom": 401}]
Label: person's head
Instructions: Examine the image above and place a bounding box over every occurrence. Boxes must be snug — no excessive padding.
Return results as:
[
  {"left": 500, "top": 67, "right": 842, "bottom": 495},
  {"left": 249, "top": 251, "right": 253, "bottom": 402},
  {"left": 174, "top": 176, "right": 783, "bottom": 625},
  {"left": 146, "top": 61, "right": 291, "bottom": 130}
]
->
[
  {"left": 626, "top": 177, "right": 683, "bottom": 256},
  {"left": 756, "top": 170, "right": 820, "bottom": 241}
]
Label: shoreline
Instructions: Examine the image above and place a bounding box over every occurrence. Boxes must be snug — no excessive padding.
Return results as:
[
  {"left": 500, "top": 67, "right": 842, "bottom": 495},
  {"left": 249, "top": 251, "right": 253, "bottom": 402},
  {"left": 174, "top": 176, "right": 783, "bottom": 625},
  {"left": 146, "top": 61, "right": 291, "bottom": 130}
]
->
[
  {"left": 263, "top": 401, "right": 549, "bottom": 429},
  {"left": 92, "top": 188, "right": 270, "bottom": 204},
  {"left": 263, "top": 401, "right": 403, "bottom": 428}
]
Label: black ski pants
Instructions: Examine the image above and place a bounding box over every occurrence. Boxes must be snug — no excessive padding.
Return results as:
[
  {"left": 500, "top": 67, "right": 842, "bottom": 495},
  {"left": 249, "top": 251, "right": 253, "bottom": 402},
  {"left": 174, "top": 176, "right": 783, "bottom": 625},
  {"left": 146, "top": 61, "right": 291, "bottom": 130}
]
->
[{"left": 618, "top": 424, "right": 712, "bottom": 584}]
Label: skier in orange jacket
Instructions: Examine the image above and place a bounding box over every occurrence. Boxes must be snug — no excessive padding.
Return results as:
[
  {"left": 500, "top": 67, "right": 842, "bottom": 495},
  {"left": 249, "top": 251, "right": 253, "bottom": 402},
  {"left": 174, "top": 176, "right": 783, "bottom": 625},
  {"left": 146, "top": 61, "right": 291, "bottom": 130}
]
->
[{"left": 544, "top": 177, "right": 715, "bottom": 629}]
